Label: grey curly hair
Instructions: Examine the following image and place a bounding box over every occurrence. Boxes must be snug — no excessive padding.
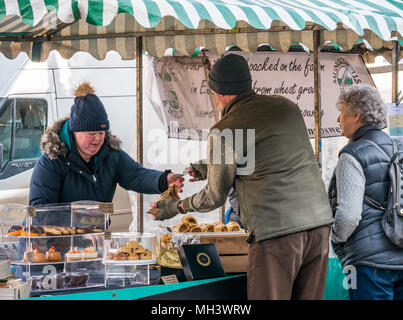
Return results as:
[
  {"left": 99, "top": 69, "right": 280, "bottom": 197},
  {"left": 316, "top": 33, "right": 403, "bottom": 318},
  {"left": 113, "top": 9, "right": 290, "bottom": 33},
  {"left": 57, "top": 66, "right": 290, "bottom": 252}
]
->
[{"left": 336, "top": 84, "right": 386, "bottom": 127}]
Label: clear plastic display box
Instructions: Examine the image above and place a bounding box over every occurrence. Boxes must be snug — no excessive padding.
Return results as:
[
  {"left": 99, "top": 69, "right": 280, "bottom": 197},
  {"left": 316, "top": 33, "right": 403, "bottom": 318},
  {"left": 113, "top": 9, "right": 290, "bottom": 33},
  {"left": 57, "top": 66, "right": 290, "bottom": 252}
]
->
[
  {"left": 3, "top": 201, "right": 112, "bottom": 295},
  {"left": 103, "top": 232, "right": 158, "bottom": 287}
]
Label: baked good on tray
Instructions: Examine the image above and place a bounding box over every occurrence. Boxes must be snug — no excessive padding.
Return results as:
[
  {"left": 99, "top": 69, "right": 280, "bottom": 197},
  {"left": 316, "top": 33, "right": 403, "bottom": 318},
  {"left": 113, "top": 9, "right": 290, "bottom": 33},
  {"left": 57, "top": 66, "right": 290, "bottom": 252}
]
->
[
  {"left": 21, "top": 226, "right": 45, "bottom": 237},
  {"left": 213, "top": 222, "right": 228, "bottom": 232},
  {"left": 199, "top": 223, "right": 215, "bottom": 232},
  {"left": 181, "top": 214, "right": 198, "bottom": 226},
  {"left": 188, "top": 225, "right": 202, "bottom": 232},
  {"left": 82, "top": 246, "right": 98, "bottom": 260},
  {"left": 7, "top": 225, "right": 22, "bottom": 236},
  {"left": 226, "top": 221, "right": 241, "bottom": 232},
  {"left": 45, "top": 246, "right": 62, "bottom": 262},
  {"left": 66, "top": 247, "right": 82, "bottom": 261},
  {"left": 172, "top": 223, "right": 189, "bottom": 233},
  {"left": 23, "top": 248, "right": 46, "bottom": 263}
]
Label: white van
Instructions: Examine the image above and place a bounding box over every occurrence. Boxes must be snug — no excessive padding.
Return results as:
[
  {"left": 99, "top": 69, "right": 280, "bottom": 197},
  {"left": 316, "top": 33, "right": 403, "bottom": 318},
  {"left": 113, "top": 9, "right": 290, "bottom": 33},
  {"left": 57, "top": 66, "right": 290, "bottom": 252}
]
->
[{"left": 0, "top": 51, "right": 138, "bottom": 231}]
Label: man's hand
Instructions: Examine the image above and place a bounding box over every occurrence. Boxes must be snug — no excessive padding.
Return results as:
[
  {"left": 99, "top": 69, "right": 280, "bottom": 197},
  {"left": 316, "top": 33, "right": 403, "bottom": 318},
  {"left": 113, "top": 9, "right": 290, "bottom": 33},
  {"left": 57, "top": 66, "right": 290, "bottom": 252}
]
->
[
  {"left": 149, "top": 200, "right": 182, "bottom": 221},
  {"left": 167, "top": 173, "right": 184, "bottom": 193},
  {"left": 186, "top": 162, "right": 207, "bottom": 182}
]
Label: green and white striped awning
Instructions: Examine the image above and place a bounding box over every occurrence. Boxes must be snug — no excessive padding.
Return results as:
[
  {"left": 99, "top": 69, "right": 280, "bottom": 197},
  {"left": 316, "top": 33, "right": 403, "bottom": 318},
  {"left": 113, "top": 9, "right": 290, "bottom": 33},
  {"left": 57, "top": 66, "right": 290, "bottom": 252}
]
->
[{"left": 0, "top": 0, "right": 402, "bottom": 61}]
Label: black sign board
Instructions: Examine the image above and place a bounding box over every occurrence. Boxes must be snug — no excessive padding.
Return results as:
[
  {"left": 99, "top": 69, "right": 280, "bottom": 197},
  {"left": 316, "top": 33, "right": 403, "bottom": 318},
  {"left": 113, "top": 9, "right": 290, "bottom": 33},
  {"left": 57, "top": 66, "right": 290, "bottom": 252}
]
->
[{"left": 178, "top": 244, "right": 226, "bottom": 281}]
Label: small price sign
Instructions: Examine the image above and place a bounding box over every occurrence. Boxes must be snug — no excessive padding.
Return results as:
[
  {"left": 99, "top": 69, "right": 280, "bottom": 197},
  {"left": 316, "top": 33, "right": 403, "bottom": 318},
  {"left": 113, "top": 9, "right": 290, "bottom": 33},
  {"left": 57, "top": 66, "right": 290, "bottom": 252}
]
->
[{"left": 161, "top": 274, "right": 179, "bottom": 284}]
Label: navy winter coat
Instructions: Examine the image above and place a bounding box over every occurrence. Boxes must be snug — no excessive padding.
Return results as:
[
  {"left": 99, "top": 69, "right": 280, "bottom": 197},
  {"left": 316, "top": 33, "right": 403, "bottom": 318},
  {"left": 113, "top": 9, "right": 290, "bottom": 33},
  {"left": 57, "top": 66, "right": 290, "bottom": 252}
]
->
[{"left": 29, "top": 117, "right": 164, "bottom": 206}]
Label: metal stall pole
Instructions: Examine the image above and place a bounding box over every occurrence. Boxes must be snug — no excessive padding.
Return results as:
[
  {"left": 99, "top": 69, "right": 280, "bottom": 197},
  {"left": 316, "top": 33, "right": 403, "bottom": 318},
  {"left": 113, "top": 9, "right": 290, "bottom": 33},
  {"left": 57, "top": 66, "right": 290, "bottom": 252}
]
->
[
  {"left": 136, "top": 37, "right": 144, "bottom": 233},
  {"left": 313, "top": 29, "right": 322, "bottom": 171},
  {"left": 392, "top": 39, "right": 400, "bottom": 104}
]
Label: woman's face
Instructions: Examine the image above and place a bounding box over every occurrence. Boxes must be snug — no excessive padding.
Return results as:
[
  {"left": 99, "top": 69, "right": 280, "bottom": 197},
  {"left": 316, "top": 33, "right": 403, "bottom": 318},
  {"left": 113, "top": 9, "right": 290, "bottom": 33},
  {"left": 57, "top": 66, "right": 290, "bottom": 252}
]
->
[
  {"left": 337, "top": 103, "right": 361, "bottom": 139},
  {"left": 74, "top": 131, "right": 105, "bottom": 160}
]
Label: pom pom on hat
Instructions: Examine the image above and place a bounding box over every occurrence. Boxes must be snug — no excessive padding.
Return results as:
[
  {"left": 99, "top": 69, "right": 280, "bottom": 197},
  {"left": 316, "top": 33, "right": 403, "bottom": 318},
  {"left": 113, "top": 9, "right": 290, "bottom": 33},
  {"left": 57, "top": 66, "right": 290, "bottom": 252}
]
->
[
  {"left": 74, "top": 82, "right": 95, "bottom": 97},
  {"left": 69, "top": 82, "right": 110, "bottom": 132}
]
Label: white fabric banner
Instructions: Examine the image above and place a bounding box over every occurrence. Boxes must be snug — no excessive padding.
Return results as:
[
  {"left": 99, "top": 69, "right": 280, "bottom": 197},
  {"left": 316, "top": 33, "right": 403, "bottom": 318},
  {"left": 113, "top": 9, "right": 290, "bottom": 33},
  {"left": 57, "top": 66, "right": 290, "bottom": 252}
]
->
[
  {"left": 150, "top": 52, "right": 373, "bottom": 139},
  {"left": 150, "top": 56, "right": 216, "bottom": 140}
]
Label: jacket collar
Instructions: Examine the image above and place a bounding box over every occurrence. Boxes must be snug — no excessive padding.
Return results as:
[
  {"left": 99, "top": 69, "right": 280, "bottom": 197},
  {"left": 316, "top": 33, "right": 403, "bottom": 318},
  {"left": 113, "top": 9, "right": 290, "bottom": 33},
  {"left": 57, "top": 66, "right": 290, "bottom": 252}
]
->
[
  {"left": 351, "top": 124, "right": 381, "bottom": 142},
  {"left": 222, "top": 90, "right": 256, "bottom": 117}
]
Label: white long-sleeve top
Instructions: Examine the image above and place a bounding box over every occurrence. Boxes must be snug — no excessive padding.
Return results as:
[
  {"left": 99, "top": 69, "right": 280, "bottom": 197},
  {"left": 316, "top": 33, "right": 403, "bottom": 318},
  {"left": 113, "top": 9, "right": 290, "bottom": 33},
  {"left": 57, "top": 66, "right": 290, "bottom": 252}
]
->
[{"left": 331, "top": 152, "right": 366, "bottom": 244}]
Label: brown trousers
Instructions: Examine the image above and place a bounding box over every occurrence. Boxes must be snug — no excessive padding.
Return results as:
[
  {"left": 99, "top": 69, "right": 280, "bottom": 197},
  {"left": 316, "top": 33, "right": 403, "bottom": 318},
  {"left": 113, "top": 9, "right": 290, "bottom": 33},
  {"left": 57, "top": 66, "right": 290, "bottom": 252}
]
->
[{"left": 247, "top": 225, "right": 330, "bottom": 300}]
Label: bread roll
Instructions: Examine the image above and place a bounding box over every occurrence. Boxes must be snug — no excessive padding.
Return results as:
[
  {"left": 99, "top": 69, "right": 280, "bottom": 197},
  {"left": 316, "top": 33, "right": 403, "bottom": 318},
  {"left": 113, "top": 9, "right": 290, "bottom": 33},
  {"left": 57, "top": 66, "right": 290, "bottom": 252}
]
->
[
  {"left": 188, "top": 225, "right": 202, "bottom": 232},
  {"left": 181, "top": 214, "right": 198, "bottom": 226},
  {"left": 173, "top": 223, "right": 189, "bottom": 233},
  {"left": 226, "top": 221, "right": 241, "bottom": 232},
  {"left": 199, "top": 223, "right": 214, "bottom": 232},
  {"left": 213, "top": 222, "right": 228, "bottom": 232}
]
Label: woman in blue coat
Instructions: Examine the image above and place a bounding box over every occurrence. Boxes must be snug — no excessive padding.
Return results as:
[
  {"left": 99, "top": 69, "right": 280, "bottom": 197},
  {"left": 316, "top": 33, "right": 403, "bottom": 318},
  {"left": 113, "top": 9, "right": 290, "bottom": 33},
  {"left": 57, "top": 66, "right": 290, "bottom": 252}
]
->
[{"left": 29, "top": 82, "right": 183, "bottom": 218}]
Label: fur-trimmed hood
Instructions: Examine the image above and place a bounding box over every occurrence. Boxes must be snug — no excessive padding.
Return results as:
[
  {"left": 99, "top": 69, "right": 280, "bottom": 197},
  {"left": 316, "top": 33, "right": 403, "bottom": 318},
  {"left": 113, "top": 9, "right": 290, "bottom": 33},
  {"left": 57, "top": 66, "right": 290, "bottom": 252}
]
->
[{"left": 40, "top": 116, "right": 122, "bottom": 160}]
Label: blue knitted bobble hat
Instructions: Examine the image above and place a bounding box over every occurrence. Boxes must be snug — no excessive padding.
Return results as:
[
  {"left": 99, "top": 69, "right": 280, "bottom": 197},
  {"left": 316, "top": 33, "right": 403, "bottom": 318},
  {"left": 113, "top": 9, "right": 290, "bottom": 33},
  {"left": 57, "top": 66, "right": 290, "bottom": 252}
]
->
[{"left": 69, "top": 82, "right": 110, "bottom": 132}]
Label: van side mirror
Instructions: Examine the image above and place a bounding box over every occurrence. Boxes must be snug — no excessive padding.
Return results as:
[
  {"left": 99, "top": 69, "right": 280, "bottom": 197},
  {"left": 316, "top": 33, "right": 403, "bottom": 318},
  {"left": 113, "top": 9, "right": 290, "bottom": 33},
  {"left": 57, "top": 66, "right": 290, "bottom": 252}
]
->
[{"left": 0, "top": 143, "right": 3, "bottom": 171}]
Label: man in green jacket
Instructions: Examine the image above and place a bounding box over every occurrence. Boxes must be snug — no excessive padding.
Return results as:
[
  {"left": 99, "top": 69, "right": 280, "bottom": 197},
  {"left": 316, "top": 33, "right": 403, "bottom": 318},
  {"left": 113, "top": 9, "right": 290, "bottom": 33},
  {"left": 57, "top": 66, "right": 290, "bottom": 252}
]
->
[{"left": 150, "top": 54, "right": 334, "bottom": 300}]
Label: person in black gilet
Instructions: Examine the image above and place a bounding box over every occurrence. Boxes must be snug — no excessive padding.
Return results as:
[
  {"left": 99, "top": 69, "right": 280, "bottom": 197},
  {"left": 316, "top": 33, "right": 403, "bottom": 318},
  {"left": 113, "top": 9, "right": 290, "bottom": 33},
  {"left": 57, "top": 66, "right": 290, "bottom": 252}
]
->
[{"left": 329, "top": 84, "right": 403, "bottom": 300}]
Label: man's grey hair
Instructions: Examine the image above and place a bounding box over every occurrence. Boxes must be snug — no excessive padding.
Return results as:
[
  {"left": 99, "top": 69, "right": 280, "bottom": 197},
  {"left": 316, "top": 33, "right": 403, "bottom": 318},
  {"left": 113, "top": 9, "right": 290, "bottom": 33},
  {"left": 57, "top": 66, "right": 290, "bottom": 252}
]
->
[{"left": 336, "top": 84, "right": 386, "bottom": 127}]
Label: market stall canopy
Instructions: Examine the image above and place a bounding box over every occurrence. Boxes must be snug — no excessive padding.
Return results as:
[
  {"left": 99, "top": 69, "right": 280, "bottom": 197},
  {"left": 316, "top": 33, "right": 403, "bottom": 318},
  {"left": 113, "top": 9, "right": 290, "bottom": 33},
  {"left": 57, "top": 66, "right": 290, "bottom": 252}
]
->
[{"left": 0, "top": 0, "right": 402, "bottom": 62}]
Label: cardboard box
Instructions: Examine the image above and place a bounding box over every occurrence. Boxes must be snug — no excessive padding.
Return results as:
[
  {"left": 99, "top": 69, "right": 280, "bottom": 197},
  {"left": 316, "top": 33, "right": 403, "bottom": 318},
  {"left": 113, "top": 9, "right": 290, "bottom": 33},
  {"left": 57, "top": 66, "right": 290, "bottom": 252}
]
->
[{"left": 199, "top": 233, "right": 249, "bottom": 273}]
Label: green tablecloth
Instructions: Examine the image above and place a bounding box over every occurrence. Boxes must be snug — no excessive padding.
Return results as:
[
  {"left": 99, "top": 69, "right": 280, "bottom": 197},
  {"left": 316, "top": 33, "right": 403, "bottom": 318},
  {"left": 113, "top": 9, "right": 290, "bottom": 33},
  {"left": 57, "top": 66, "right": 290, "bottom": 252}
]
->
[
  {"left": 25, "top": 258, "right": 349, "bottom": 300},
  {"left": 323, "top": 257, "right": 350, "bottom": 300}
]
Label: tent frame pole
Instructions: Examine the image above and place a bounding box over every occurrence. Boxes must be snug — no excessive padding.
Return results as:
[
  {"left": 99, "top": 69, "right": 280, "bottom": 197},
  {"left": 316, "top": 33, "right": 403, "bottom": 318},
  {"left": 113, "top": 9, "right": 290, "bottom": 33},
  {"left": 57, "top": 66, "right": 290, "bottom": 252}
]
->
[
  {"left": 313, "top": 29, "right": 322, "bottom": 170},
  {"left": 392, "top": 39, "right": 400, "bottom": 104},
  {"left": 136, "top": 37, "right": 144, "bottom": 233}
]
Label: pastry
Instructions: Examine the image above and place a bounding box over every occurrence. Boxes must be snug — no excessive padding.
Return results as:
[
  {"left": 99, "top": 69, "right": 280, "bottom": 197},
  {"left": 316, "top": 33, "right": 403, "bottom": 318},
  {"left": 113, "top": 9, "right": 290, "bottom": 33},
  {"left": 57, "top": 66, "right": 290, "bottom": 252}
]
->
[
  {"left": 45, "top": 246, "right": 62, "bottom": 262},
  {"left": 114, "top": 252, "right": 128, "bottom": 260},
  {"left": 66, "top": 247, "right": 82, "bottom": 261},
  {"left": 199, "top": 223, "right": 214, "bottom": 232},
  {"left": 42, "top": 226, "right": 62, "bottom": 236},
  {"left": 172, "top": 223, "right": 189, "bottom": 233},
  {"left": 74, "top": 227, "right": 86, "bottom": 234},
  {"left": 89, "top": 226, "right": 103, "bottom": 233},
  {"left": 7, "top": 225, "right": 22, "bottom": 236},
  {"left": 24, "top": 248, "right": 46, "bottom": 263},
  {"left": 134, "top": 245, "right": 145, "bottom": 254},
  {"left": 161, "top": 233, "right": 172, "bottom": 243},
  {"left": 181, "top": 214, "right": 198, "bottom": 226},
  {"left": 139, "top": 250, "right": 152, "bottom": 260},
  {"left": 188, "top": 225, "right": 202, "bottom": 232},
  {"left": 82, "top": 246, "right": 98, "bottom": 260},
  {"left": 118, "top": 246, "right": 131, "bottom": 254},
  {"left": 213, "top": 222, "right": 228, "bottom": 232},
  {"left": 23, "top": 248, "right": 46, "bottom": 263},
  {"left": 128, "top": 253, "right": 139, "bottom": 260},
  {"left": 126, "top": 240, "right": 139, "bottom": 250},
  {"left": 55, "top": 226, "right": 70, "bottom": 235},
  {"left": 21, "top": 226, "right": 45, "bottom": 237},
  {"left": 160, "top": 233, "right": 174, "bottom": 250},
  {"left": 226, "top": 221, "right": 241, "bottom": 232},
  {"left": 107, "top": 251, "right": 115, "bottom": 260},
  {"left": 65, "top": 227, "right": 76, "bottom": 235},
  {"left": 147, "top": 184, "right": 180, "bottom": 215}
]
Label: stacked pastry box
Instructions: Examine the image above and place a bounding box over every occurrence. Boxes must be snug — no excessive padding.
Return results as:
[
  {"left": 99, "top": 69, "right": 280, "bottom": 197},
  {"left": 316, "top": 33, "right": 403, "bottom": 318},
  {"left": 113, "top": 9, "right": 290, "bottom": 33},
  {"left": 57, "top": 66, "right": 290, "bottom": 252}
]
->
[
  {"left": 6, "top": 202, "right": 109, "bottom": 294},
  {"left": 103, "top": 233, "right": 158, "bottom": 286},
  {"left": 160, "top": 214, "right": 249, "bottom": 273}
]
